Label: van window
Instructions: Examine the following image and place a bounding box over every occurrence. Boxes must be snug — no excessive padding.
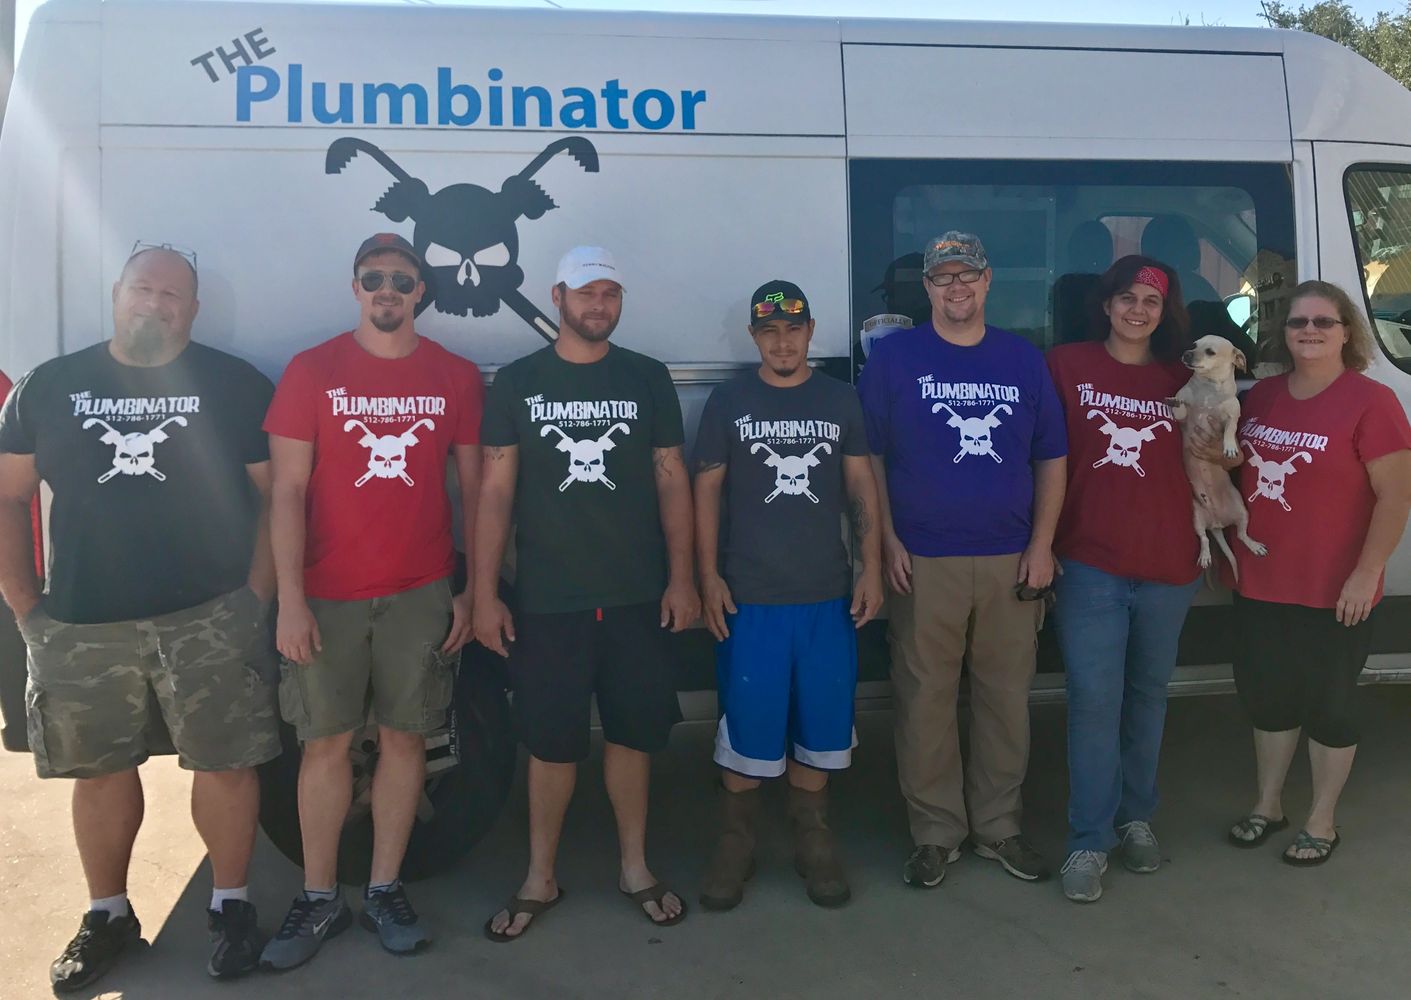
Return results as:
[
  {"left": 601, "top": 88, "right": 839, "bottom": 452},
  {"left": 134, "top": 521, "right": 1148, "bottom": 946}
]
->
[
  {"left": 1345, "top": 166, "right": 1411, "bottom": 371},
  {"left": 851, "top": 160, "right": 1297, "bottom": 370}
]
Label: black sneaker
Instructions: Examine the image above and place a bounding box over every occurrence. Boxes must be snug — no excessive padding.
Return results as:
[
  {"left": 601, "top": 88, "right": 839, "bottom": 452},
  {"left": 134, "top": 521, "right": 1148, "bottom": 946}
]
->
[
  {"left": 974, "top": 835, "right": 1052, "bottom": 882},
  {"left": 207, "top": 899, "right": 266, "bottom": 979},
  {"left": 50, "top": 908, "right": 142, "bottom": 994},
  {"left": 902, "top": 844, "right": 961, "bottom": 888}
]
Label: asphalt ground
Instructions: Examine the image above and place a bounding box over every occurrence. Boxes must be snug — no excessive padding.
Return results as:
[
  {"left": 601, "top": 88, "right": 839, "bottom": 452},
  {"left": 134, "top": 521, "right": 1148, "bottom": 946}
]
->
[{"left": 2, "top": 687, "right": 1409, "bottom": 999}]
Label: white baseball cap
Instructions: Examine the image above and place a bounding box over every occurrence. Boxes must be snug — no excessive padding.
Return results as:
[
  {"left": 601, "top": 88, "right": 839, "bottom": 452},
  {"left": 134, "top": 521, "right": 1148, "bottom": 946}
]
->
[{"left": 555, "top": 246, "right": 623, "bottom": 290}]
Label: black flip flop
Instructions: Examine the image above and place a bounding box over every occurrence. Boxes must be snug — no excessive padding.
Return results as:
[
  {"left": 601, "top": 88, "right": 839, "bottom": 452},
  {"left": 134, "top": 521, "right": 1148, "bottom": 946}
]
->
[
  {"left": 1282, "top": 830, "right": 1340, "bottom": 867},
  {"left": 621, "top": 883, "right": 688, "bottom": 927},
  {"left": 1227, "top": 814, "right": 1290, "bottom": 848},
  {"left": 483, "top": 889, "right": 565, "bottom": 942}
]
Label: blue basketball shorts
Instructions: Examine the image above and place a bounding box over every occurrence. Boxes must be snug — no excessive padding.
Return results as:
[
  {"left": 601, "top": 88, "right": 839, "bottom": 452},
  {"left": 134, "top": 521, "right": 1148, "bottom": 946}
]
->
[{"left": 713, "top": 596, "right": 859, "bottom": 779}]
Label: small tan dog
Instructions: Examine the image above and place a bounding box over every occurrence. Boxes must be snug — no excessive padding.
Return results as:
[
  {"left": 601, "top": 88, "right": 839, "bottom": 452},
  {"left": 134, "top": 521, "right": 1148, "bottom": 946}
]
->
[{"left": 1166, "top": 334, "right": 1267, "bottom": 577}]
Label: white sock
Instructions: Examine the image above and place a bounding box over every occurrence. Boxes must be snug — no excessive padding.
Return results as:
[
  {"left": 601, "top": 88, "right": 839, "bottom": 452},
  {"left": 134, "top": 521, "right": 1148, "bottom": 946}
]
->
[
  {"left": 210, "top": 886, "right": 249, "bottom": 911},
  {"left": 89, "top": 893, "right": 129, "bottom": 919},
  {"left": 302, "top": 886, "right": 338, "bottom": 903}
]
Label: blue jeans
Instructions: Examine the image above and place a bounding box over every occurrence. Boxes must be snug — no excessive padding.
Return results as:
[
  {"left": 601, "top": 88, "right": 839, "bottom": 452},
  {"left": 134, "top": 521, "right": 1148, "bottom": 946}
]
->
[{"left": 1053, "top": 559, "right": 1200, "bottom": 854}]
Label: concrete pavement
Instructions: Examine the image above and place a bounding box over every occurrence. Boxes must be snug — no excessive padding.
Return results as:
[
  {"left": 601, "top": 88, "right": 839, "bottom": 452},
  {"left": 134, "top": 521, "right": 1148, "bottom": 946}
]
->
[{"left": 2, "top": 688, "right": 1408, "bottom": 999}]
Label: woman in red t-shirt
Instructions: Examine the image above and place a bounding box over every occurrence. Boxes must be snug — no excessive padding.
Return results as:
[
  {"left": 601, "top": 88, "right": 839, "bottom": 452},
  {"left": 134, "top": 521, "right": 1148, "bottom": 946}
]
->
[
  {"left": 1226, "top": 280, "right": 1411, "bottom": 865},
  {"left": 1047, "top": 255, "right": 1210, "bottom": 903}
]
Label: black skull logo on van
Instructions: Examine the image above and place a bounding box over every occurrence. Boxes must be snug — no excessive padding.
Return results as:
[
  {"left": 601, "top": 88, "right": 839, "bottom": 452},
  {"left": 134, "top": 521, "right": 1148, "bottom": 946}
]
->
[{"left": 325, "top": 137, "right": 600, "bottom": 343}]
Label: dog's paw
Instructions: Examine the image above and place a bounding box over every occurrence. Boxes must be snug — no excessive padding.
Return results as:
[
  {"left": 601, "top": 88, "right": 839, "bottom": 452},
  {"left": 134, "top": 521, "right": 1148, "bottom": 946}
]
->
[
  {"left": 1248, "top": 542, "right": 1268, "bottom": 557},
  {"left": 1223, "top": 446, "right": 1239, "bottom": 460},
  {"left": 1198, "top": 551, "right": 1212, "bottom": 569}
]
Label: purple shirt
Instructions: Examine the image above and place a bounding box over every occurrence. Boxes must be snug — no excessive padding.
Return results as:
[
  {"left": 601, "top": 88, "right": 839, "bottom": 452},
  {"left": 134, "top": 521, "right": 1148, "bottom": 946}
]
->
[{"left": 858, "top": 323, "right": 1067, "bottom": 557}]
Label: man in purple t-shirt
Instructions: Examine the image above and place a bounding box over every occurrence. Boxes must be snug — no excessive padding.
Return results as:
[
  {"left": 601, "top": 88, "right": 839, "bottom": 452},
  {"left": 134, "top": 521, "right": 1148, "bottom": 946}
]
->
[{"left": 858, "top": 232, "right": 1067, "bottom": 889}]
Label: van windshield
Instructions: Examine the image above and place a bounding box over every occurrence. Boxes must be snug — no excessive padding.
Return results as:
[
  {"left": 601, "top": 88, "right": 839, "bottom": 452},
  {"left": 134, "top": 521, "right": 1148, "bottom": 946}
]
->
[{"left": 850, "top": 159, "right": 1297, "bottom": 373}]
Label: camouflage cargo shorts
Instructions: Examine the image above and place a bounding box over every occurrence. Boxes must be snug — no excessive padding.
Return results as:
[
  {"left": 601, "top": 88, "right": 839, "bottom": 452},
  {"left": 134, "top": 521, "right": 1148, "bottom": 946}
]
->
[{"left": 18, "top": 585, "right": 281, "bottom": 779}]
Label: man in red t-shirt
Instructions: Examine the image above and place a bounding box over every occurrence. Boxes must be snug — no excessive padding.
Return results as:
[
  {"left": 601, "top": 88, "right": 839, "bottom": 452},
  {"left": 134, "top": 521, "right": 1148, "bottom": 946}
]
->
[{"left": 260, "top": 234, "right": 482, "bottom": 968}]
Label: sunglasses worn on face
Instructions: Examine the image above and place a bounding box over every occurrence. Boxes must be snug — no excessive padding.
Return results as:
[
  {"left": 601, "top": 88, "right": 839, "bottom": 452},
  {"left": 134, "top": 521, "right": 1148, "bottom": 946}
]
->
[
  {"left": 360, "top": 271, "right": 418, "bottom": 294},
  {"left": 925, "top": 269, "right": 984, "bottom": 288},
  {"left": 1285, "top": 316, "right": 1343, "bottom": 330},
  {"left": 752, "top": 299, "right": 807, "bottom": 319}
]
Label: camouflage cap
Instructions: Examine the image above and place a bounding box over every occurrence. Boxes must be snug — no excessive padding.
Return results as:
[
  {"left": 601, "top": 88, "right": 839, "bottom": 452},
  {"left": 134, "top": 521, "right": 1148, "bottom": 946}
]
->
[{"left": 923, "top": 232, "right": 988, "bottom": 273}]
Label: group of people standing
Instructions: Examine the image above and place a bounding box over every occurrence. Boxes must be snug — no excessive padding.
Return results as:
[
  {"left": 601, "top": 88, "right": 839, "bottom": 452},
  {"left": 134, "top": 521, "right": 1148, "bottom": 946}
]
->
[{"left": 0, "top": 226, "right": 1407, "bottom": 994}]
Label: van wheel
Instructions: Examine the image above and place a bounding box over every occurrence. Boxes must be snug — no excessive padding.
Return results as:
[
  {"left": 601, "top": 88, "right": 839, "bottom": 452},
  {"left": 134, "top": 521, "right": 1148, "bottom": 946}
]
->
[{"left": 257, "top": 645, "right": 517, "bottom": 884}]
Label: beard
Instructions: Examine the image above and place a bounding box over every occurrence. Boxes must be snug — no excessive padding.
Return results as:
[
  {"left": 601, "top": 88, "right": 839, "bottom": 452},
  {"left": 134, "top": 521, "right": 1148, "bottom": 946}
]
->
[
  {"left": 370, "top": 304, "right": 404, "bottom": 333},
  {"left": 561, "top": 303, "right": 619, "bottom": 343},
  {"left": 122, "top": 316, "right": 172, "bottom": 364},
  {"left": 767, "top": 358, "right": 803, "bottom": 378}
]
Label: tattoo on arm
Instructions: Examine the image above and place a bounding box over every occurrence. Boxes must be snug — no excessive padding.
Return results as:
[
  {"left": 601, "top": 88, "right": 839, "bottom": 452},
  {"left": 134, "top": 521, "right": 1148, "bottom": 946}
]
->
[
  {"left": 484, "top": 447, "right": 510, "bottom": 462},
  {"left": 849, "top": 497, "right": 872, "bottom": 538},
  {"left": 653, "top": 448, "right": 675, "bottom": 479}
]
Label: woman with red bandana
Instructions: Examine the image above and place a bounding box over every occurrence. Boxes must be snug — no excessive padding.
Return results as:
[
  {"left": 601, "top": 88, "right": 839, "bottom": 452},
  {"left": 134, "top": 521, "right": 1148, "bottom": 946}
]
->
[{"left": 1046, "top": 255, "right": 1209, "bottom": 903}]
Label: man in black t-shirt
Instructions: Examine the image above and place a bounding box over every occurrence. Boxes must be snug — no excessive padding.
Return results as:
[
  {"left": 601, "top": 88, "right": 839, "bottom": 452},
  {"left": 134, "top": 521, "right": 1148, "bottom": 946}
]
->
[
  {"left": 693, "top": 280, "right": 883, "bottom": 911},
  {"left": 0, "top": 246, "right": 277, "bottom": 991},
  {"left": 475, "top": 246, "right": 699, "bottom": 940}
]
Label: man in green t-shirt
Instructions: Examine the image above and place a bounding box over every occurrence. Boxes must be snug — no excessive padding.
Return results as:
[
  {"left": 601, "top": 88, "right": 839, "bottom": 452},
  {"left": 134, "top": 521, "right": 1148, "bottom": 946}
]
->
[{"left": 475, "top": 246, "right": 699, "bottom": 940}]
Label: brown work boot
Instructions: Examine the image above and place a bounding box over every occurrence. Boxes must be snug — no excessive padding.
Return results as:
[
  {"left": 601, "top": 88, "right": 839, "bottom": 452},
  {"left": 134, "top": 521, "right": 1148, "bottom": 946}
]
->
[
  {"left": 699, "top": 786, "right": 761, "bottom": 911},
  {"left": 788, "top": 784, "right": 851, "bottom": 907}
]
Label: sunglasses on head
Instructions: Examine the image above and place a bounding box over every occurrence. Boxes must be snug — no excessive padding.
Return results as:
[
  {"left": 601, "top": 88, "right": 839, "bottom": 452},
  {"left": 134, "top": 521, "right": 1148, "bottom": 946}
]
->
[
  {"left": 752, "top": 298, "right": 806, "bottom": 320},
  {"left": 359, "top": 270, "right": 418, "bottom": 294},
  {"left": 1285, "top": 316, "right": 1343, "bottom": 330}
]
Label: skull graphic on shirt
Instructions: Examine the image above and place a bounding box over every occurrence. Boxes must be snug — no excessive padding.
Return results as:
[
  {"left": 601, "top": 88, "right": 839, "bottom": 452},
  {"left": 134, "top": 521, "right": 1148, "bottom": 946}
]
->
[
  {"left": 1242, "top": 441, "right": 1313, "bottom": 511},
  {"left": 931, "top": 402, "right": 1011, "bottom": 463},
  {"left": 1086, "top": 410, "right": 1173, "bottom": 478},
  {"left": 82, "top": 416, "right": 188, "bottom": 484}
]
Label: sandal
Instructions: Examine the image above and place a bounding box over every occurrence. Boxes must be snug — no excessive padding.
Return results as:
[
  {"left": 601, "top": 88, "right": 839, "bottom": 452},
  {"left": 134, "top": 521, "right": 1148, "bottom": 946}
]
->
[
  {"left": 620, "top": 883, "right": 688, "bottom": 927},
  {"left": 482, "top": 889, "right": 565, "bottom": 942},
  {"left": 1227, "top": 814, "right": 1289, "bottom": 848},
  {"left": 1282, "top": 830, "right": 1340, "bottom": 867}
]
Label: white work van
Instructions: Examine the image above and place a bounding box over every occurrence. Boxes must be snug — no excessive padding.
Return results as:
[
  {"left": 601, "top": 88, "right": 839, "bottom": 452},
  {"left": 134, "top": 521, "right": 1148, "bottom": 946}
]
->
[{"left": 4, "top": 0, "right": 1411, "bottom": 878}]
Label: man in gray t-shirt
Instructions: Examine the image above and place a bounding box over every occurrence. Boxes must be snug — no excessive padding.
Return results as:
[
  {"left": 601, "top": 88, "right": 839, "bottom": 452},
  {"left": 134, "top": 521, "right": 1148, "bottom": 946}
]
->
[{"left": 692, "top": 280, "right": 882, "bottom": 911}]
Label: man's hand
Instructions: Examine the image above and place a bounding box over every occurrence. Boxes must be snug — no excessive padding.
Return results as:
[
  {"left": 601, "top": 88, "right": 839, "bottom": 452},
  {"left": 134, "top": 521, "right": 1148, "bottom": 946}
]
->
[
  {"left": 474, "top": 595, "right": 516, "bottom": 658},
  {"left": 1337, "top": 567, "right": 1379, "bottom": 627},
  {"left": 699, "top": 572, "right": 736, "bottom": 641},
  {"left": 1017, "top": 543, "right": 1056, "bottom": 591},
  {"left": 277, "top": 598, "right": 322, "bottom": 665},
  {"left": 851, "top": 567, "right": 884, "bottom": 628},
  {"left": 660, "top": 577, "right": 701, "bottom": 633},
  {"left": 883, "top": 532, "right": 913, "bottom": 594},
  {"left": 442, "top": 589, "right": 474, "bottom": 655}
]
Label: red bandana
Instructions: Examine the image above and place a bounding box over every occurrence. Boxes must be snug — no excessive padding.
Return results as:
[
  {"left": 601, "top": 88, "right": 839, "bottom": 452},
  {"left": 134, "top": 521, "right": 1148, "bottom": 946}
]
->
[{"left": 1132, "top": 266, "right": 1169, "bottom": 298}]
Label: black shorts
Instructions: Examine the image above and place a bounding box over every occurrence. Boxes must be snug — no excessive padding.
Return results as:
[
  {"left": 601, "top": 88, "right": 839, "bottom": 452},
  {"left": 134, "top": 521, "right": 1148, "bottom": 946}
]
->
[
  {"left": 507, "top": 601, "right": 682, "bottom": 763},
  {"left": 1232, "top": 594, "right": 1374, "bottom": 748}
]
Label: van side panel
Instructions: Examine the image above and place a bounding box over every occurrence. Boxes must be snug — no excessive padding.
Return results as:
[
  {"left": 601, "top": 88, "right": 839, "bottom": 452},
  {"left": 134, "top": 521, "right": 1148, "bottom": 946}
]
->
[{"left": 843, "top": 45, "right": 1292, "bottom": 162}]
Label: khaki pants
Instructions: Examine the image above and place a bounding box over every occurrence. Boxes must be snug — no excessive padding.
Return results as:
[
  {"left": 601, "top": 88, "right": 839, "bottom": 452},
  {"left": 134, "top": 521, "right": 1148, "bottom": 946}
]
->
[{"left": 889, "top": 553, "right": 1041, "bottom": 848}]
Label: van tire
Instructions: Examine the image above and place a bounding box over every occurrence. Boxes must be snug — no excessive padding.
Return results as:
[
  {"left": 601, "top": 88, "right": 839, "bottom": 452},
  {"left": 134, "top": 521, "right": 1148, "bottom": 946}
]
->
[{"left": 257, "top": 644, "right": 517, "bottom": 884}]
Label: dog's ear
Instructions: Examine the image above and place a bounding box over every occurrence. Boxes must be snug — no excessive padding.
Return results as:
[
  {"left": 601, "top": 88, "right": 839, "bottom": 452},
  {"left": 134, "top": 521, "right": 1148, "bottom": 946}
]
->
[{"left": 1233, "top": 348, "right": 1248, "bottom": 372}]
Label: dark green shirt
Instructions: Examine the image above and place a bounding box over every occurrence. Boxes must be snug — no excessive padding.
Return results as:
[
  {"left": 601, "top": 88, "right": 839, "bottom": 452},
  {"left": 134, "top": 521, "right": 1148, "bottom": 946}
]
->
[{"left": 482, "top": 344, "right": 684, "bottom": 614}]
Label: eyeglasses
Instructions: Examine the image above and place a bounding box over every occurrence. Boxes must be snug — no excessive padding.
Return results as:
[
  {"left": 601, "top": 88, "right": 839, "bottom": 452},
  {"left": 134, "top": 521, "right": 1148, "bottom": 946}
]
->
[
  {"left": 1285, "top": 316, "right": 1343, "bottom": 330},
  {"left": 129, "top": 240, "right": 198, "bottom": 274},
  {"left": 752, "top": 298, "right": 807, "bottom": 319},
  {"left": 925, "top": 269, "right": 984, "bottom": 288},
  {"left": 359, "top": 270, "right": 418, "bottom": 294}
]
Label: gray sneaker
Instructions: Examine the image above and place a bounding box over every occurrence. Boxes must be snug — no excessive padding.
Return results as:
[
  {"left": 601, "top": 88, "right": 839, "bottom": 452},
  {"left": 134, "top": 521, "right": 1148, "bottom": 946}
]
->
[
  {"left": 361, "top": 884, "right": 430, "bottom": 955},
  {"left": 1060, "top": 850, "right": 1108, "bottom": 903},
  {"left": 259, "top": 894, "right": 351, "bottom": 971},
  {"left": 902, "top": 844, "right": 961, "bottom": 888},
  {"left": 1117, "top": 821, "right": 1161, "bottom": 873}
]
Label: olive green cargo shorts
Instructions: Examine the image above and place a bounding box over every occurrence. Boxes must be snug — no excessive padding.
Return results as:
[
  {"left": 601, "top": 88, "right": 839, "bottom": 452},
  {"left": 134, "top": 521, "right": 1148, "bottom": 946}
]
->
[
  {"left": 278, "top": 577, "right": 456, "bottom": 743},
  {"left": 19, "top": 586, "right": 280, "bottom": 780}
]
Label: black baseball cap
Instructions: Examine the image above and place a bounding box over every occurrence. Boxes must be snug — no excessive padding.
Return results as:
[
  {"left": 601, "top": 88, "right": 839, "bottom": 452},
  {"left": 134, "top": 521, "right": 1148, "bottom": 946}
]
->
[
  {"left": 749, "top": 279, "right": 812, "bottom": 327},
  {"left": 354, "top": 232, "right": 421, "bottom": 271}
]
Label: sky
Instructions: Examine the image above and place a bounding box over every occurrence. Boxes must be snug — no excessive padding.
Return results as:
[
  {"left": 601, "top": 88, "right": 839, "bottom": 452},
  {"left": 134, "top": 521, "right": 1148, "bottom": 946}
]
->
[{"left": 13, "top": 0, "right": 1399, "bottom": 56}]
